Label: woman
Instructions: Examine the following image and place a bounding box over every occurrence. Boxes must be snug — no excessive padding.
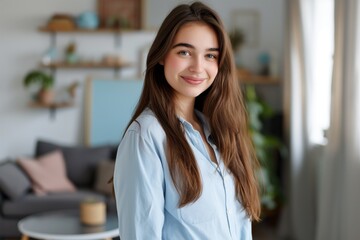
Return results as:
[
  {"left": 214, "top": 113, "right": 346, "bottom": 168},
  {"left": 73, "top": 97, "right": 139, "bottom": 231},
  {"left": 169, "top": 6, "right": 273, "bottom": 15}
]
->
[{"left": 114, "top": 2, "right": 261, "bottom": 239}]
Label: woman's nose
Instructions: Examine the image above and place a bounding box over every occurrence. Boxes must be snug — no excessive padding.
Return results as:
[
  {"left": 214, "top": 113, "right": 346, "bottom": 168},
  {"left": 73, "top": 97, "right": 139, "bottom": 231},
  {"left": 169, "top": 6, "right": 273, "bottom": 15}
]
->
[{"left": 189, "top": 56, "right": 204, "bottom": 73}]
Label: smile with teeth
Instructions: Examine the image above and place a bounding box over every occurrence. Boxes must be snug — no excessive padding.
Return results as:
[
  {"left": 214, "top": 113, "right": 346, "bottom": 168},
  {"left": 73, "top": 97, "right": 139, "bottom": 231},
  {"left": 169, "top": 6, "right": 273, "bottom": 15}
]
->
[{"left": 181, "top": 76, "right": 206, "bottom": 85}]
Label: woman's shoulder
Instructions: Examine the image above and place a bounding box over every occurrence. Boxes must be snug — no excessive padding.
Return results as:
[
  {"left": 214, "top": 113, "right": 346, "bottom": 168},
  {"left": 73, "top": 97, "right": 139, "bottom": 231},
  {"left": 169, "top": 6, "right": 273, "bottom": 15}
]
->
[{"left": 126, "top": 108, "right": 165, "bottom": 140}]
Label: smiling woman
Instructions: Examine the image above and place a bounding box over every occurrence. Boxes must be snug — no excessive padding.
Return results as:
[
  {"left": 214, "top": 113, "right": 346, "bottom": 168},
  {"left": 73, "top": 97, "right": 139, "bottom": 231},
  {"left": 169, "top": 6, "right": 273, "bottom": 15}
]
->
[
  {"left": 113, "top": 2, "right": 261, "bottom": 240},
  {"left": 162, "top": 22, "right": 219, "bottom": 104}
]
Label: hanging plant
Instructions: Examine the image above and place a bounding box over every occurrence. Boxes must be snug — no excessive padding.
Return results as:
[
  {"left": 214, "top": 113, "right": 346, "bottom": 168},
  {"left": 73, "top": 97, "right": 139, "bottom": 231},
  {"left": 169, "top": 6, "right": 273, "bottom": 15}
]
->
[
  {"left": 23, "top": 70, "right": 54, "bottom": 105},
  {"left": 244, "top": 85, "right": 287, "bottom": 214}
]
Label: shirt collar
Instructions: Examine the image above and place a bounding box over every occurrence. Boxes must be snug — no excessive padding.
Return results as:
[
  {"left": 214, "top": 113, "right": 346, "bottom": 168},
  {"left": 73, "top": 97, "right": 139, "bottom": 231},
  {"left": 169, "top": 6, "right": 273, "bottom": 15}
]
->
[{"left": 177, "top": 110, "right": 212, "bottom": 142}]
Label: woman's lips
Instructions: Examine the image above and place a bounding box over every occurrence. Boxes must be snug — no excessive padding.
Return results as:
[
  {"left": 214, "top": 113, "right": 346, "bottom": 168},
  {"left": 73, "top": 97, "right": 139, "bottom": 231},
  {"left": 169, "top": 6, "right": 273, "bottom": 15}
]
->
[{"left": 181, "top": 76, "right": 205, "bottom": 85}]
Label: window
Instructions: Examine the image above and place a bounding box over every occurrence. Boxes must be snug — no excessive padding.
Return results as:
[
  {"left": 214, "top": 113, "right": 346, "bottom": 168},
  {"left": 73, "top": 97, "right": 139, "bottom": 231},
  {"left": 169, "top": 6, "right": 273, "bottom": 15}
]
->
[{"left": 309, "top": 0, "right": 334, "bottom": 144}]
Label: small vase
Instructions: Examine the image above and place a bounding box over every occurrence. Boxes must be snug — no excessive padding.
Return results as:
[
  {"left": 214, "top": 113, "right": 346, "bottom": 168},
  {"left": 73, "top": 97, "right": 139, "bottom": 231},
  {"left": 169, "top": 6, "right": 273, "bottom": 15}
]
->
[
  {"left": 37, "top": 89, "right": 54, "bottom": 105},
  {"left": 66, "top": 53, "right": 78, "bottom": 64}
]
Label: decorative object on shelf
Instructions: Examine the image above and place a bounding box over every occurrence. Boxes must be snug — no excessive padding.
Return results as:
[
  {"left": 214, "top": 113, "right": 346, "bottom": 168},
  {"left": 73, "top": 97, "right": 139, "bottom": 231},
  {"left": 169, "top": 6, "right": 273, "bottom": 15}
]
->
[
  {"left": 257, "top": 52, "right": 271, "bottom": 76},
  {"left": 65, "top": 42, "right": 78, "bottom": 64},
  {"left": 270, "top": 51, "right": 279, "bottom": 77},
  {"left": 231, "top": 10, "right": 260, "bottom": 47},
  {"left": 97, "top": 0, "right": 142, "bottom": 29},
  {"left": 23, "top": 70, "right": 54, "bottom": 105},
  {"left": 46, "top": 13, "right": 76, "bottom": 31},
  {"left": 105, "top": 15, "right": 130, "bottom": 29},
  {"left": 54, "top": 81, "right": 79, "bottom": 104},
  {"left": 102, "top": 54, "right": 124, "bottom": 65},
  {"left": 76, "top": 11, "right": 99, "bottom": 29},
  {"left": 41, "top": 47, "right": 58, "bottom": 65},
  {"left": 244, "top": 85, "right": 286, "bottom": 213},
  {"left": 67, "top": 81, "right": 79, "bottom": 98}
]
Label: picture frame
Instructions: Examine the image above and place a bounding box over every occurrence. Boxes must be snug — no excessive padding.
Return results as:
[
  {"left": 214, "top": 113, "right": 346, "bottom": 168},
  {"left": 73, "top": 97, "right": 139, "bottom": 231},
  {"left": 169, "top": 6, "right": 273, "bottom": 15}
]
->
[
  {"left": 85, "top": 78, "right": 144, "bottom": 146},
  {"left": 231, "top": 10, "right": 260, "bottom": 47},
  {"left": 97, "top": 0, "right": 142, "bottom": 29},
  {"left": 138, "top": 44, "right": 151, "bottom": 78},
  {"left": 141, "top": 0, "right": 162, "bottom": 30}
]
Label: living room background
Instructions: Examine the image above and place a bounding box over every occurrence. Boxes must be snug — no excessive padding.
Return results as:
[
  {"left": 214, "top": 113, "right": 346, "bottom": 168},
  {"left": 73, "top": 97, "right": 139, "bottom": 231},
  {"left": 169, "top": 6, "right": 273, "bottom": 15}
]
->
[{"left": 0, "top": 0, "right": 285, "bottom": 160}]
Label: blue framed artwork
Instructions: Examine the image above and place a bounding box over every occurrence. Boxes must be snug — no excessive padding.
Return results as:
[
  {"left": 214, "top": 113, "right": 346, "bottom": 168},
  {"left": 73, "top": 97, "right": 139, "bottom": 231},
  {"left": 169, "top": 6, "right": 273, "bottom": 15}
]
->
[{"left": 85, "top": 78, "right": 144, "bottom": 146}]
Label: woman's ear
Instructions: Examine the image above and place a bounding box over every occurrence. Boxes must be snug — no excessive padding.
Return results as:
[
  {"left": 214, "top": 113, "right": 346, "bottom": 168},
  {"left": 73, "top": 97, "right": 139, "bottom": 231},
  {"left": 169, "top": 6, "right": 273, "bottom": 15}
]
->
[{"left": 159, "top": 60, "right": 164, "bottom": 65}]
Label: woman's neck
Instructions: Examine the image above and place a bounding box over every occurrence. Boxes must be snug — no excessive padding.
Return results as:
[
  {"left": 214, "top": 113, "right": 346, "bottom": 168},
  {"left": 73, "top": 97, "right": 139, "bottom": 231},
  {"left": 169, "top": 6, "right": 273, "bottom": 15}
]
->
[{"left": 175, "top": 97, "right": 197, "bottom": 124}]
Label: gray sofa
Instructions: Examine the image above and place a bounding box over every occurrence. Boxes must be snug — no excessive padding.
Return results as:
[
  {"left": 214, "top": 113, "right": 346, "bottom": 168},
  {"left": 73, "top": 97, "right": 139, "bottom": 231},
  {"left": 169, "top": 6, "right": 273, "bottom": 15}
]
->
[{"left": 0, "top": 140, "right": 118, "bottom": 238}]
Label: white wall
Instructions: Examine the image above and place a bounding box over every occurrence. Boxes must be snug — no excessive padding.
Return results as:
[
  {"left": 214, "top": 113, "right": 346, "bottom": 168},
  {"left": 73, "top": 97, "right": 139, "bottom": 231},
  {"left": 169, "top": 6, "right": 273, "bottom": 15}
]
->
[
  {"left": 0, "top": 0, "right": 285, "bottom": 160},
  {"left": 146, "top": 0, "right": 285, "bottom": 73}
]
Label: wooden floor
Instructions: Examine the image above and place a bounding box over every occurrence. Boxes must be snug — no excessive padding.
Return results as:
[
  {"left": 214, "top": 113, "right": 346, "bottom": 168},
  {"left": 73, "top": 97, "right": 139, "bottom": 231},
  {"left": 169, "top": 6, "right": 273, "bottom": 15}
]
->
[
  {"left": 5, "top": 222, "right": 279, "bottom": 240},
  {"left": 5, "top": 228, "right": 278, "bottom": 240},
  {"left": 5, "top": 231, "right": 279, "bottom": 240},
  {"left": 253, "top": 221, "right": 279, "bottom": 240},
  {"left": 253, "top": 209, "right": 283, "bottom": 240}
]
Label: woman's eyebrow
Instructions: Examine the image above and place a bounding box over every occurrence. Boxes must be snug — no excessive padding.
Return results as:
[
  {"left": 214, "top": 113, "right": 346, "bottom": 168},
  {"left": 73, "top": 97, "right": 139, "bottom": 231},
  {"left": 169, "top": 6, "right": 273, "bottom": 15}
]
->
[
  {"left": 172, "top": 43, "right": 194, "bottom": 49},
  {"left": 172, "top": 42, "right": 219, "bottom": 52}
]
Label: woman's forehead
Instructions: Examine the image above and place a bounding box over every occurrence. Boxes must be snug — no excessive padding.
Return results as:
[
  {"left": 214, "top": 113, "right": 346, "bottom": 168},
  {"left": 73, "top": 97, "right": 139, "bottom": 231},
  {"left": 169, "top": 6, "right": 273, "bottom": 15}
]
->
[{"left": 172, "top": 22, "right": 219, "bottom": 50}]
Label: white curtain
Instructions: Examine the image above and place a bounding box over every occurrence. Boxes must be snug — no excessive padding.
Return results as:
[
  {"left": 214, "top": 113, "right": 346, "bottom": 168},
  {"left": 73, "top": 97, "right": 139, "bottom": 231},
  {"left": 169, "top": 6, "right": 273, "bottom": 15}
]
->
[
  {"left": 282, "top": 0, "right": 360, "bottom": 240},
  {"left": 281, "top": 1, "right": 318, "bottom": 239},
  {"left": 316, "top": 0, "right": 360, "bottom": 239}
]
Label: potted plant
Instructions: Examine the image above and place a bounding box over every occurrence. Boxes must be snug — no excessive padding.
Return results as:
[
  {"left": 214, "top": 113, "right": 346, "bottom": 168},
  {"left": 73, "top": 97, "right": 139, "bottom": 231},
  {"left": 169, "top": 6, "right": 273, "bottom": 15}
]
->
[
  {"left": 228, "top": 28, "right": 245, "bottom": 67},
  {"left": 23, "top": 70, "right": 54, "bottom": 105},
  {"left": 229, "top": 28, "right": 244, "bottom": 51},
  {"left": 244, "top": 85, "right": 287, "bottom": 216}
]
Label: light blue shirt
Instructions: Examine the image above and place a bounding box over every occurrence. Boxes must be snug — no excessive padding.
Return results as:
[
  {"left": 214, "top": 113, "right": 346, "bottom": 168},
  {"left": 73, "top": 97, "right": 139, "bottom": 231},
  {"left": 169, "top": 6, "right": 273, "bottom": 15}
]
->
[{"left": 114, "top": 108, "right": 252, "bottom": 240}]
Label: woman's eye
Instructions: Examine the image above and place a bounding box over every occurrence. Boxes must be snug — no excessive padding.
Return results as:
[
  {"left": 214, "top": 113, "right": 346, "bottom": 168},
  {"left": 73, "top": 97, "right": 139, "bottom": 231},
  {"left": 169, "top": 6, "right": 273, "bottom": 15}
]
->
[
  {"left": 206, "top": 54, "right": 217, "bottom": 60},
  {"left": 178, "top": 50, "right": 190, "bottom": 56}
]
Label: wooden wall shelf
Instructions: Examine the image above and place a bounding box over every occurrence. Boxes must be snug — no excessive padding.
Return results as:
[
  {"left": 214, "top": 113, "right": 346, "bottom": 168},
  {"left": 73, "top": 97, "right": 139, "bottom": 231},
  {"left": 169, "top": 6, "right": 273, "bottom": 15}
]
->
[
  {"left": 29, "top": 101, "right": 74, "bottom": 119},
  {"left": 38, "top": 26, "right": 139, "bottom": 33},
  {"left": 239, "top": 75, "right": 280, "bottom": 85},
  {"left": 38, "top": 26, "right": 135, "bottom": 75},
  {"left": 237, "top": 69, "right": 280, "bottom": 85},
  {"left": 40, "top": 61, "right": 133, "bottom": 69},
  {"left": 29, "top": 101, "right": 73, "bottom": 109}
]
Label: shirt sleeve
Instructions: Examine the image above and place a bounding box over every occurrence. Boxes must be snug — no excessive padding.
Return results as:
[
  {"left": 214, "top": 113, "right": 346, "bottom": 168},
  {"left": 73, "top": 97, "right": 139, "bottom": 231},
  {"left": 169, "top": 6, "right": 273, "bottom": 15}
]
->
[{"left": 113, "top": 128, "right": 165, "bottom": 240}]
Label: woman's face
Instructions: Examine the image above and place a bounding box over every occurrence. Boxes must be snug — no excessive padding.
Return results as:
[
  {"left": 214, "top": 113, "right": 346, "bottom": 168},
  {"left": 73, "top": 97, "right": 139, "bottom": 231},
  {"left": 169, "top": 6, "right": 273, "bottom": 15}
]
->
[{"left": 162, "top": 22, "right": 219, "bottom": 103}]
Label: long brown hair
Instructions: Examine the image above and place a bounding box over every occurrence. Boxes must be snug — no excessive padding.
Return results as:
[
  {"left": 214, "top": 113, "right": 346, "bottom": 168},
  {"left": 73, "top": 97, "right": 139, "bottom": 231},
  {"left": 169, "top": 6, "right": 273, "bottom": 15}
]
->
[{"left": 127, "top": 2, "right": 260, "bottom": 221}]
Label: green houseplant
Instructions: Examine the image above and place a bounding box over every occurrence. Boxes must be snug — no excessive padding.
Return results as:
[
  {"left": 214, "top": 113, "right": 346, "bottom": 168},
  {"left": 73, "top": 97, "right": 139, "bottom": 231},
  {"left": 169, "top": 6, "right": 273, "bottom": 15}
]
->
[
  {"left": 229, "top": 28, "right": 245, "bottom": 67},
  {"left": 229, "top": 28, "right": 244, "bottom": 51},
  {"left": 244, "top": 85, "right": 286, "bottom": 214},
  {"left": 23, "top": 70, "right": 54, "bottom": 105}
]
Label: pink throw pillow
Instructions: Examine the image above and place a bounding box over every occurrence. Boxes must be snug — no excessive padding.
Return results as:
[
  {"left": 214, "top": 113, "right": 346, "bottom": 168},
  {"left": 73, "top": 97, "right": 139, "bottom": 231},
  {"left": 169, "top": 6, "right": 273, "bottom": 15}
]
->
[{"left": 17, "top": 150, "right": 76, "bottom": 195}]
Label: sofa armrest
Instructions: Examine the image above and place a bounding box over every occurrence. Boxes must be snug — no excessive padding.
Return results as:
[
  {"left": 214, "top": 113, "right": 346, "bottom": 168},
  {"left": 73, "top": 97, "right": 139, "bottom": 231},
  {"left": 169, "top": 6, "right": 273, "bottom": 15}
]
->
[
  {"left": 0, "top": 192, "right": 4, "bottom": 216},
  {"left": 0, "top": 161, "right": 32, "bottom": 201}
]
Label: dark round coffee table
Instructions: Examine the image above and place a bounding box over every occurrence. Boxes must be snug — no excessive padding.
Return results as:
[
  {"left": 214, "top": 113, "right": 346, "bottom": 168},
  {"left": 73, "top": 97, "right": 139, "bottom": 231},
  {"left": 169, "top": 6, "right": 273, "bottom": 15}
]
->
[{"left": 18, "top": 210, "right": 118, "bottom": 240}]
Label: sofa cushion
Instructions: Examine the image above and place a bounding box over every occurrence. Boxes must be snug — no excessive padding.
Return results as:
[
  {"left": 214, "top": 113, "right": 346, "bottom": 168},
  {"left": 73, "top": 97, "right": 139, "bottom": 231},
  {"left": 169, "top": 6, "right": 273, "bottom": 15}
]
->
[
  {"left": 17, "top": 151, "right": 76, "bottom": 195},
  {"left": 1, "top": 190, "right": 106, "bottom": 218},
  {"left": 35, "top": 140, "right": 114, "bottom": 188},
  {"left": 106, "top": 196, "right": 117, "bottom": 213},
  {"left": 94, "top": 160, "right": 115, "bottom": 196},
  {"left": 0, "top": 161, "right": 31, "bottom": 200}
]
